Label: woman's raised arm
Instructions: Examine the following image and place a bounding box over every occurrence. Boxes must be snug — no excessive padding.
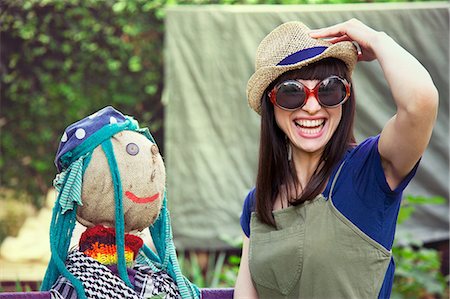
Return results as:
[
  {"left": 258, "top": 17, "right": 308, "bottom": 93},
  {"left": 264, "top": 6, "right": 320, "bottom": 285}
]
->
[{"left": 310, "top": 19, "right": 439, "bottom": 190}]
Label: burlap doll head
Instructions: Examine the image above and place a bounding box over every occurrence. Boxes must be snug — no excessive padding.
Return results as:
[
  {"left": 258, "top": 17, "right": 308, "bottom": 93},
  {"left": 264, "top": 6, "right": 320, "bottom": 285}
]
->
[
  {"left": 41, "top": 106, "right": 199, "bottom": 299},
  {"left": 77, "top": 129, "right": 165, "bottom": 232}
]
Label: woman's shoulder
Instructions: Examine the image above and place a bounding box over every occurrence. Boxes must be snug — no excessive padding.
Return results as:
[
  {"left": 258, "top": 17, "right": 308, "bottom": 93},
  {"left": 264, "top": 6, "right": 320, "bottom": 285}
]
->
[
  {"left": 347, "top": 135, "right": 380, "bottom": 160},
  {"left": 324, "top": 135, "right": 382, "bottom": 196},
  {"left": 323, "top": 136, "right": 380, "bottom": 197},
  {"left": 240, "top": 188, "right": 256, "bottom": 238},
  {"left": 337, "top": 135, "right": 383, "bottom": 177},
  {"left": 243, "top": 188, "right": 256, "bottom": 213}
]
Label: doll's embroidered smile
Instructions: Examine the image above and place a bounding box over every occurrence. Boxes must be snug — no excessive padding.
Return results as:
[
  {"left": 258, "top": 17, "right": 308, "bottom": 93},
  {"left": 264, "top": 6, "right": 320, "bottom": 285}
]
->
[{"left": 125, "top": 191, "right": 159, "bottom": 204}]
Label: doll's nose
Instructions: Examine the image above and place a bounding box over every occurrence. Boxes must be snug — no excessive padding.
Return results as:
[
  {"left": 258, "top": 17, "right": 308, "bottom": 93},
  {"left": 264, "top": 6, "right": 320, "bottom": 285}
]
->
[
  {"left": 151, "top": 144, "right": 159, "bottom": 164},
  {"left": 151, "top": 144, "right": 159, "bottom": 155}
]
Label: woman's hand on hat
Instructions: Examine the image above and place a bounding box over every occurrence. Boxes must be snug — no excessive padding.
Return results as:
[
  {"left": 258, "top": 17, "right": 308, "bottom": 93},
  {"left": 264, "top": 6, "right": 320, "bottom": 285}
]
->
[{"left": 309, "top": 19, "right": 381, "bottom": 62}]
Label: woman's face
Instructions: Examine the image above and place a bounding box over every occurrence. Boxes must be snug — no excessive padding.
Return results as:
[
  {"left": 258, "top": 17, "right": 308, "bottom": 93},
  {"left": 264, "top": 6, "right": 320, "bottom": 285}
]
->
[{"left": 273, "top": 78, "right": 342, "bottom": 157}]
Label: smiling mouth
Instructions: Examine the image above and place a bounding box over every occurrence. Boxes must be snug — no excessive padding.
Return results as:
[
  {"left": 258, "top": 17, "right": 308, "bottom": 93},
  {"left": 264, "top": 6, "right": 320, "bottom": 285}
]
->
[
  {"left": 125, "top": 191, "right": 160, "bottom": 204},
  {"left": 294, "top": 119, "right": 325, "bottom": 135}
]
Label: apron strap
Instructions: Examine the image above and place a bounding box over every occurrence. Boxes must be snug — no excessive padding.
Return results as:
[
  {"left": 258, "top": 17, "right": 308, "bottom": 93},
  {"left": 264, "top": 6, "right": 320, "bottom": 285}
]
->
[{"left": 329, "top": 161, "right": 346, "bottom": 201}]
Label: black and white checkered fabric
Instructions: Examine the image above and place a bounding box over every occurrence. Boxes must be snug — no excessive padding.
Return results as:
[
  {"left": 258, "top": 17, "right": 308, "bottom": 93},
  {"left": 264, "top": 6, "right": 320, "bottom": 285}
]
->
[{"left": 50, "top": 250, "right": 180, "bottom": 299}]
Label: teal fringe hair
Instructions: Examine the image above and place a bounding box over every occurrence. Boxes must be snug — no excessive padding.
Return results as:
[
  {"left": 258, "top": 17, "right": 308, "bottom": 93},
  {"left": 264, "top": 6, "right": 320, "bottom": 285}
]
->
[
  {"left": 101, "top": 139, "right": 133, "bottom": 288},
  {"left": 41, "top": 153, "right": 94, "bottom": 299}
]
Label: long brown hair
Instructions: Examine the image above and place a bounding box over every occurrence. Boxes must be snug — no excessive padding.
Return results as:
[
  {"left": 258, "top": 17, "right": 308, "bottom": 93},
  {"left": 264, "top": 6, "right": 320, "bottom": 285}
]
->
[{"left": 255, "top": 58, "right": 356, "bottom": 227}]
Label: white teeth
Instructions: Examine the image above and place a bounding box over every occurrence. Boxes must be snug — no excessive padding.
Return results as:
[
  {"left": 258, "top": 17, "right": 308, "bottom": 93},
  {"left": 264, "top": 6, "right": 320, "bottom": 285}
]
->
[
  {"left": 299, "top": 127, "right": 321, "bottom": 134},
  {"left": 295, "top": 119, "right": 324, "bottom": 128}
]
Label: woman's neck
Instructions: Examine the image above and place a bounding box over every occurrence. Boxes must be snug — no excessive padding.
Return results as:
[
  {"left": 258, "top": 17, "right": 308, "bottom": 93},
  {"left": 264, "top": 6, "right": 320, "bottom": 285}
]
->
[
  {"left": 291, "top": 148, "right": 323, "bottom": 187},
  {"left": 273, "top": 148, "right": 325, "bottom": 211}
]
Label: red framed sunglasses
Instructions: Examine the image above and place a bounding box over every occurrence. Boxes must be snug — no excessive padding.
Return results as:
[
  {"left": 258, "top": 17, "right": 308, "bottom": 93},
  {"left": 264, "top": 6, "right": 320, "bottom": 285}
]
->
[{"left": 268, "top": 76, "right": 351, "bottom": 111}]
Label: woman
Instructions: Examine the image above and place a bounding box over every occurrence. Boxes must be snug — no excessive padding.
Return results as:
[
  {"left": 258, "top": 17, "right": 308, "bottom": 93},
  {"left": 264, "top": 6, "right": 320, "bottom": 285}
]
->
[{"left": 234, "top": 20, "right": 438, "bottom": 299}]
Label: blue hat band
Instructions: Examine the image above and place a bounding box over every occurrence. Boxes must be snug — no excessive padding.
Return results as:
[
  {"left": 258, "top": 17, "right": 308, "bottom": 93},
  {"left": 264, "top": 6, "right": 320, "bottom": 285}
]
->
[{"left": 277, "top": 46, "right": 327, "bottom": 66}]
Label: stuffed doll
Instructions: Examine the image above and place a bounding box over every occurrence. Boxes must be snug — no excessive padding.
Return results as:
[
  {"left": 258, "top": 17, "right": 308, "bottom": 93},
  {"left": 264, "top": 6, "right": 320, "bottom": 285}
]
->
[{"left": 41, "top": 106, "right": 199, "bottom": 299}]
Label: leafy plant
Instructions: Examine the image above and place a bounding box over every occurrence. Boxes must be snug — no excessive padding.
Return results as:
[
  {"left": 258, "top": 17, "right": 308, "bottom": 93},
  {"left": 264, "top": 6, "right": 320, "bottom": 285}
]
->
[
  {"left": 1, "top": 0, "right": 165, "bottom": 207},
  {"left": 218, "top": 253, "right": 241, "bottom": 287},
  {"left": 178, "top": 250, "right": 228, "bottom": 288},
  {"left": 391, "top": 195, "right": 448, "bottom": 299}
]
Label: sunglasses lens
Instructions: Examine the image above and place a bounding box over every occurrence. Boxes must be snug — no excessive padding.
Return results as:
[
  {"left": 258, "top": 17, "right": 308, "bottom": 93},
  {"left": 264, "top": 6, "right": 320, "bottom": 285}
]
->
[
  {"left": 318, "top": 77, "right": 348, "bottom": 107},
  {"left": 276, "top": 81, "right": 305, "bottom": 110}
]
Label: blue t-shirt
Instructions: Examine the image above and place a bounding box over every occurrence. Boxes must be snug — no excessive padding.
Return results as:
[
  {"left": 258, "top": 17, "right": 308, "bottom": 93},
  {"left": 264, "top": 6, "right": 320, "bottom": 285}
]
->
[{"left": 240, "top": 135, "right": 419, "bottom": 299}]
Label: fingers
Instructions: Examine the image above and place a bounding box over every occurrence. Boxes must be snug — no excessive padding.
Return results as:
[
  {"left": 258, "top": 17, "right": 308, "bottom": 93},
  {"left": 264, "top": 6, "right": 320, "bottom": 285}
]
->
[
  {"left": 308, "top": 19, "right": 377, "bottom": 61},
  {"left": 309, "top": 19, "right": 365, "bottom": 40},
  {"left": 323, "top": 36, "right": 352, "bottom": 44},
  {"left": 308, "top": 19, "right": 358, "bottom": 38}
]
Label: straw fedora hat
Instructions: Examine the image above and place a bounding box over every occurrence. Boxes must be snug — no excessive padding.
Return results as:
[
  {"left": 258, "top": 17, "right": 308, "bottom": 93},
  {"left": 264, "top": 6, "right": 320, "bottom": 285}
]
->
[{"left": 247, "top": 21, "right": 358, "bottom": 114}]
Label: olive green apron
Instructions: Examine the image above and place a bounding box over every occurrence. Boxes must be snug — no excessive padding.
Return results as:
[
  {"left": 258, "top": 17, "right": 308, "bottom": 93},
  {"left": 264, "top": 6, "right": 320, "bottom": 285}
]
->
[{"left": 249, "top": 164, "right": 391, "bottom": 299}]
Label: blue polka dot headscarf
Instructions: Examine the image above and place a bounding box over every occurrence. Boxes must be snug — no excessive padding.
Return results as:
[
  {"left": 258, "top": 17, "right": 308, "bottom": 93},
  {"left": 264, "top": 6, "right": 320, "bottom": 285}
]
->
[
  {"left": 55, "top": 106, "right": 129, "bottom": 172},
  {"left": 42, "top": 106, "right": 200, "bottom": 299}
]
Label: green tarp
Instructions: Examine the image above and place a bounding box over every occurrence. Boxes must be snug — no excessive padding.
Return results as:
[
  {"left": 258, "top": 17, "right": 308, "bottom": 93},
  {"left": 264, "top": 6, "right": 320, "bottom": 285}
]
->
[{"left": 163, "top": 3, "right": 449, "bottom": 250}]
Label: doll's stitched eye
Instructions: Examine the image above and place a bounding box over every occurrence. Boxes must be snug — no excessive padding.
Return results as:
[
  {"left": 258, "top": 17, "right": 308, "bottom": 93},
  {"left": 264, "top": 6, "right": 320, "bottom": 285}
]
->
[{"left": 126, "top": 143, "right": 139, "bottom": 156}]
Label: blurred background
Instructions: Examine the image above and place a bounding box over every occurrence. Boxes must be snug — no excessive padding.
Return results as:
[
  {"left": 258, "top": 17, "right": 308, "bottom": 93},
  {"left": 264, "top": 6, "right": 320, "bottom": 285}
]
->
[{"left": 0, "top": 0, "right": 448, "bottom": 298}]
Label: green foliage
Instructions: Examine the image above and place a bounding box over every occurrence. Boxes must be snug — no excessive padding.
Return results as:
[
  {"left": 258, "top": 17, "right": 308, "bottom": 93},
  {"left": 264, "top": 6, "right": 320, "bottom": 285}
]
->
[
  {"left": 0, "top": 280, "right": 41, "bottom": 292},
  {"left": 15, "top": 280, "right": 21, "bottom": 292},
  {"left": 178, "top": 251, "right": 228, "bottom": 288},
  {"left": 12, "top": 280, "right": 35, "bottom": 292},
  {"left": 397, "top": 195, "right": 446, "bottom": 225},
  {"left": 218, "top": 251, "right": 241, "bottom": 287},
  {"left": 391, "top": 195, "right": 449, "bottom": 299},
  {"left": 392, "top": 246, "right": 447, "bottom": 298},
  {"left": 1, "top": 0, "right": 165, "bottom": 207}
]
